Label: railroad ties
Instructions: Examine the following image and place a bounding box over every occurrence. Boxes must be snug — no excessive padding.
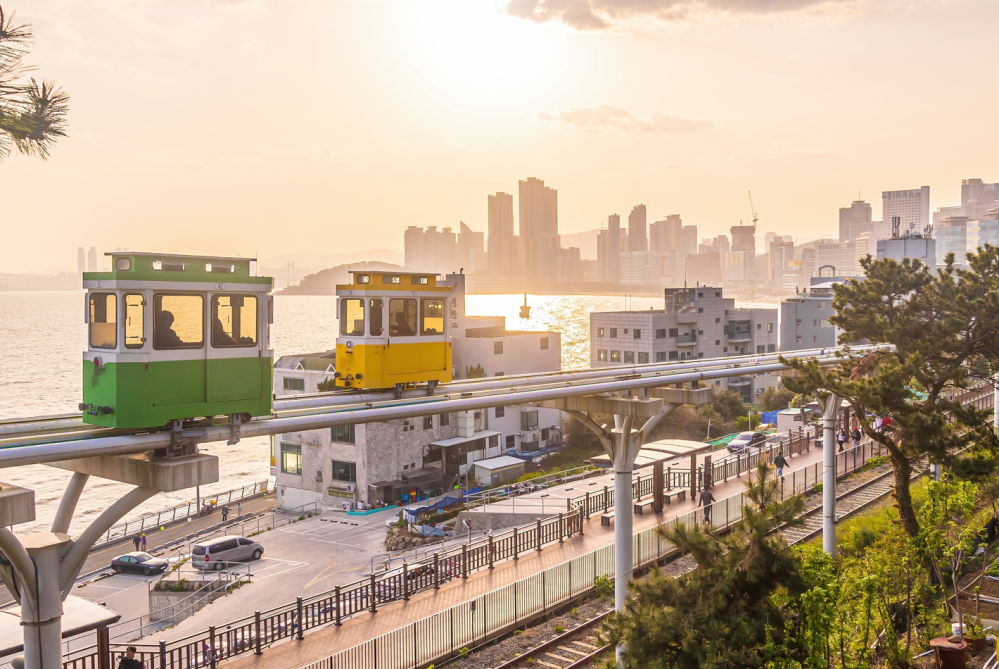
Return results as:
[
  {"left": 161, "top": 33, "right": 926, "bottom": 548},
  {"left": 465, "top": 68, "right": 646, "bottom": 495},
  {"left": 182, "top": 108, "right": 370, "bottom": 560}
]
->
[{"left": 781, "top": 469, "right": 897, "bottom": 545}]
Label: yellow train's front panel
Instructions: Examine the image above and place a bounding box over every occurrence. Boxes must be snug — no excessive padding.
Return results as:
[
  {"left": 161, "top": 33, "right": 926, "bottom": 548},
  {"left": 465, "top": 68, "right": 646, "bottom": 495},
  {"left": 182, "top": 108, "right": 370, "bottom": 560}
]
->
[{"left": 335, "top": 341, "right": 451, "bottom": 389}]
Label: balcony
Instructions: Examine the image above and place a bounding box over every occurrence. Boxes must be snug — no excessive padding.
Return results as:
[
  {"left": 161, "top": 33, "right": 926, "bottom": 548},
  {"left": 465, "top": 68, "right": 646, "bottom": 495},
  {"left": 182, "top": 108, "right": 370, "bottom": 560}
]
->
[
  {"left": 675, "top": 309, "right": 699, "bottom": 323},
  {"left": 675, "top": 334, "right": 698, "bottom": 346},
  {"left": 728, "top": 376, "right": 752, "bottom": 386},
  {"left": 728, "top": 332, "right": 752, "bottom": 343}
]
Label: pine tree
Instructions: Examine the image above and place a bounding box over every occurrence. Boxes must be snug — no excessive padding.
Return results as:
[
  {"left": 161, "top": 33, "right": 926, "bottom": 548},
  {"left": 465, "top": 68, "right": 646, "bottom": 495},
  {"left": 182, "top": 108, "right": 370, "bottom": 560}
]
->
[{"left": 601, "top": 463, "right": 807, "bottom": 668}]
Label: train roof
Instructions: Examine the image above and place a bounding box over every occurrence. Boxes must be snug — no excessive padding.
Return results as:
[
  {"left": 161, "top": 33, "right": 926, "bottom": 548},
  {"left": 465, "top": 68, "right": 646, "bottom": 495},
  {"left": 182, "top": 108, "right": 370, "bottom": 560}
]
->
[
  {"left": 83, "top": 251, "right": 271, "bottom": 286},
  {"left": 337, "top": 269, "right": 450, "bottom": 292}
]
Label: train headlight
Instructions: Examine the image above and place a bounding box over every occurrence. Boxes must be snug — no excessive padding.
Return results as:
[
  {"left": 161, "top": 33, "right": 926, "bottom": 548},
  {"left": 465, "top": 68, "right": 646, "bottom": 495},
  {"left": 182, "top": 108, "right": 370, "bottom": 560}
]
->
[{"left": 345, "top": 341, "right": 353, "bottom": 351}]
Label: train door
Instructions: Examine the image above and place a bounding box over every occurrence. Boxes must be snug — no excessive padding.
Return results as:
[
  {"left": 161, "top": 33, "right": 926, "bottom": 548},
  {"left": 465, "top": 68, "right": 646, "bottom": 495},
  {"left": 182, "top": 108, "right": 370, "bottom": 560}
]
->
[
  {"left": 418, "top": 298, "right": 447, "bottom": 374},
  {"left": 207, "top": 293, "right": 263, "bottom": 403},
  {"left": 385, "top": 297, "right": 419, "bottom": 377},
  {"left": 150, "top": 292, "right": 207, "bottom": 409}
]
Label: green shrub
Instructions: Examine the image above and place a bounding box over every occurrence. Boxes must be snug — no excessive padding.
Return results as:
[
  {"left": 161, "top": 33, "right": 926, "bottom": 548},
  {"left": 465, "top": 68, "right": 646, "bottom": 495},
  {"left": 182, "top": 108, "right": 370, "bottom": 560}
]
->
[
  {"left": 513, "top": 629, "right": 523, "bottom": 636},
  {"left": 571, "top": 607, "right": 578, "bottom": 616},
  {"left": 594, "top": 575, "right": 613, "bottom": 599},
  {"left": 554, "top": 625, "right": 565, "bottom": 633},
  {"left": 459, "top": 647, "right": 470, "bottom": 658}
]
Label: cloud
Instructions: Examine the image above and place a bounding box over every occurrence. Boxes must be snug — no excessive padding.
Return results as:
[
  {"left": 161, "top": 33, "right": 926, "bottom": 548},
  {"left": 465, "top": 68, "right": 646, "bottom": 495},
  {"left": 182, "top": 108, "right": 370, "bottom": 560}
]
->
[
  {"left": 506, "top": 0, "right": 863, "bottom": 30},
  {"left": 536, "top": 105, "right": 712, "bottom": 133}
]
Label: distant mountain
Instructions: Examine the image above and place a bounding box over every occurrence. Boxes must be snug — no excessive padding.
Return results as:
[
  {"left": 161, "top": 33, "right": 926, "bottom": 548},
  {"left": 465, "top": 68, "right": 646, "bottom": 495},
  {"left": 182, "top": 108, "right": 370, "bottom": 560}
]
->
[
  {"left": 278, "top": 262, "right": 410, "bottom": 295},
  {"left": 560, "top": 229, "right": 599, "bottom": 260},
  {"left": 260, "top": 249, "right": 403, "bottom": 274}
]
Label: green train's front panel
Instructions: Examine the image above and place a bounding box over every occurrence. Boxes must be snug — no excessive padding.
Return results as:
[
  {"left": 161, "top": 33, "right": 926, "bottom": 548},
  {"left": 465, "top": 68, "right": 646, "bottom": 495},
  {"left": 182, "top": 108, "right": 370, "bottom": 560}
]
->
[{"left": 82, "top": 357, "right": 272, "bottom": 429}]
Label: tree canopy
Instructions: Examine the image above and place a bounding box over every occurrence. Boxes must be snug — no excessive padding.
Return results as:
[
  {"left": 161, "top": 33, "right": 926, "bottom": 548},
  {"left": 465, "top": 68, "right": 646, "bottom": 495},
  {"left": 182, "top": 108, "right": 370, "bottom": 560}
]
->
[{"left": 0, "top": 6, "right": 68, "bottom": 161}]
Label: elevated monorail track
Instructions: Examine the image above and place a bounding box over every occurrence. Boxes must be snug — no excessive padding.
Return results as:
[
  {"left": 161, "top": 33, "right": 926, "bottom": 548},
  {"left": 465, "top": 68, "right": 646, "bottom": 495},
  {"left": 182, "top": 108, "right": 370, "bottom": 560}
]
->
[{"left": 0, "top": 346, "right": 882, "bottom": 468}]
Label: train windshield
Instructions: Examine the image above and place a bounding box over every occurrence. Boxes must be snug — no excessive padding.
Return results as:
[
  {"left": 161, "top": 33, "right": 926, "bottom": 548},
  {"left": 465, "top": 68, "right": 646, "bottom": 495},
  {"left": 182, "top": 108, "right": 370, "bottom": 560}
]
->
[
  {"left": 89, "top": 293, "right": 117, "bottom": 349},
  {"left": 369, "top": 299, "right": 383, "bottom": 336},
  {"left": 389, "top": 299, "right": 417, "bottom": 336},
  {"left": 421, "top": 299, "right": 444, "bottom": 335},
  {"left": 212, "top": 295, "right": 257, "bottom": 347},
  {"left": 153, "top": 295, "right": 204, "bottom": 349},
  {"left": 340, "top": 299, "right": 364, "bottom": 336}
]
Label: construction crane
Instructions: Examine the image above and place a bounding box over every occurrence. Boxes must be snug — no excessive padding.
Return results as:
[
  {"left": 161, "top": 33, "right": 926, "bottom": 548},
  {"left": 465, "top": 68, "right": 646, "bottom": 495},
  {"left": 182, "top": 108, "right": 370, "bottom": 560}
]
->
[{"left": 748, "top": 191, "right": 759, "bottom": 227}]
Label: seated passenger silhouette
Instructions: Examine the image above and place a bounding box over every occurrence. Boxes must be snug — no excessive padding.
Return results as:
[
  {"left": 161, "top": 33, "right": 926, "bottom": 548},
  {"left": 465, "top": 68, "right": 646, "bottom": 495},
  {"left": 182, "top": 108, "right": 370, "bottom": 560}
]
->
[
  {"left": 392, "top": 311, "right": 414, "bottom": 336},
  {"left": 213, "top": 318, "right": 237, "bottom": 346},
  {"left": 155, "top": 311, "right": 184, "bottom": 348}
]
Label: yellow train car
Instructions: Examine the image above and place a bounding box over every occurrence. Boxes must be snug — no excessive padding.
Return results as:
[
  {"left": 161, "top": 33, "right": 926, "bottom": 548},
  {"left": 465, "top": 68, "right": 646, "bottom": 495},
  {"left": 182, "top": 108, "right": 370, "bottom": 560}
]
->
[{"left": 334, "top": 271, "right": 453, "bottom": 392}]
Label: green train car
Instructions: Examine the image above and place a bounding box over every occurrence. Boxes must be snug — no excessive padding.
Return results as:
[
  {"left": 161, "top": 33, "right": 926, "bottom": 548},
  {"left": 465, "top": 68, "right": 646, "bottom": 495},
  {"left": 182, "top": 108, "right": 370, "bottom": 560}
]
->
[{"left": 81, "top": 252, "right": 274, "bottom": 429}]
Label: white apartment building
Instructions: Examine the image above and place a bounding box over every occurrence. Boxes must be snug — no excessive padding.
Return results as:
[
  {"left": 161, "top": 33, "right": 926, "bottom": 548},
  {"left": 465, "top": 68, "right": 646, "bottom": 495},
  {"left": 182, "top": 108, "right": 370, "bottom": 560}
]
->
[
  {"left": 590, "top": 286, "right": 779, "bottom": 401},
  {"left": 839, "top": 201, "right": 873, "bottom": 243},
  {"left": 271, "top": 278, "right": 563, "bottom": 510},
  {"left": 780, "top": 282, "right": 842, "bottom": 351},
  {"left": 882, "top": 187, "right": 930, "bottom": 237}
]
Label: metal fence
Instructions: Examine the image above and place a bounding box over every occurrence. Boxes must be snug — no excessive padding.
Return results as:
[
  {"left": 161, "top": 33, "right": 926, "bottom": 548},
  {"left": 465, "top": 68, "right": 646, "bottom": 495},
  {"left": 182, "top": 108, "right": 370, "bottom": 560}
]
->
[{"left": 95, "top": 481, "right": 271, "bottom": 548}]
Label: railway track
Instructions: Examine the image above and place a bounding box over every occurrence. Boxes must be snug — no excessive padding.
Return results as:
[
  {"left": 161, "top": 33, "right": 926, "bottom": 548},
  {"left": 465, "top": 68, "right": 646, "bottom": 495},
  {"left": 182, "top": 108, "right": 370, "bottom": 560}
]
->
[{"left": 484, "top": 466, "right": 903, "bottom": 669}]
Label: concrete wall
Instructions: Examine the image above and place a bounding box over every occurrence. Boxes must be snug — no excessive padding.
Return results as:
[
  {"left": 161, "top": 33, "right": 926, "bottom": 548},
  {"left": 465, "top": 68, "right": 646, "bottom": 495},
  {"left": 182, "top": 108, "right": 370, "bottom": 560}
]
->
[{"left": 455, "top": 510, "right": 554, "bottom": 532}]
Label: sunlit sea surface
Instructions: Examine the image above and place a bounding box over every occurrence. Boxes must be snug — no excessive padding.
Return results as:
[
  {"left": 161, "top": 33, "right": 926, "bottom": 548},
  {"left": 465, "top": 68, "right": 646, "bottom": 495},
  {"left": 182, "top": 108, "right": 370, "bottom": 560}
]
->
[{"left": 0, "top": 291, "right": 770, "bottom": 535}]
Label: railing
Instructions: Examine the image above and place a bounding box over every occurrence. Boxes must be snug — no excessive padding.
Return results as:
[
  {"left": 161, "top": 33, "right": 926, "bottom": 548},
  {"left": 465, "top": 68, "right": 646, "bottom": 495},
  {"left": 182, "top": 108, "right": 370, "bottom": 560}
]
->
[
  {"left": 94, "top": 481, "right": 271, "bottom": 549},
  {"left": 57, "top": 387, "right": 996, "bottom": 669},
  {"left": 675, "top": 334, "right": 697, "bottom": 344}
]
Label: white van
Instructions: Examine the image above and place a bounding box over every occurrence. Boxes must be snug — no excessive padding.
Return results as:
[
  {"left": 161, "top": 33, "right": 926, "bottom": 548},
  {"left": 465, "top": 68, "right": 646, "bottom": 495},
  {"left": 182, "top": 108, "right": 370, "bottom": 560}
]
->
[{"left": 192, "top": 535, "right": 263, "bottom": 571}]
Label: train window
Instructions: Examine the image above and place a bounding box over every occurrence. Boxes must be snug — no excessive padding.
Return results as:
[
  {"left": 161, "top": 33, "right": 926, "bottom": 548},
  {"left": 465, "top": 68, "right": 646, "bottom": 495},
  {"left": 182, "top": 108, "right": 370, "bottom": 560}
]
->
[
  {"left": 115, "top": 258, "right": 131, "bottom": 271},
  {"left": 89, "top": 293, "right": 117, "bottom": 349},
  {"left": 124, "top": 294, "right": 145, "bottom": 349},
  {"left": 369, "top": 299, "right": 383, "bottom": 336},
  {"left": 212, "top": 295, "right": 257, "bottom": 347},
  {"left": 411, "top": 276, "right": 428, "bottom": 285},
  {"left": 153, "top": 295, "right": 204, "bottom": 349},
  {"left": 356, "top": 275, "right": 370, "bottom": 284},
  {"left": 383, "top": 275, "right": 401, "bottom": 284},
  {"left": 420, "top": 299, "right": 445, "bottom": 335},
  {"left": 389, "top": 299, "right": 417, "bottom": 336},
  {"left": 340, "top": 299, "right": 364, "bottom": 336}
]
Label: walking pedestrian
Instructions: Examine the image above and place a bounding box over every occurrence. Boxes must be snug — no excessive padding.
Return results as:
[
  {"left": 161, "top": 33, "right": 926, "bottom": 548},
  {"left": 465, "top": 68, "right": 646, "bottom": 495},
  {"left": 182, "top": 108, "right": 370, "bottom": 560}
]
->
[
  {"left": 837, "top": 429, "right": 846, "bottom": 452},
  {"left": 697, "top": 487, "right": 716, "bottom": 524},
  {"left": 132, "top": 535, "right": 141, "bottom": 552},
  {"left": 236, "top": 501, "right": 243, "bottom": 518},
  {"left": 140, "top": 533, "right": 146, "bottom": 551},
  {"left": 773, "top": 453, "right": 788, "bottom": 478},
  {"left": 851, "top": 426, "right": 861, "bottom": 449},
  {"left": 118, "top": 645, "right": 143, "bottom": 669},
  {"left": 221, "top": 505, "right": 229, "bottom": 522}
]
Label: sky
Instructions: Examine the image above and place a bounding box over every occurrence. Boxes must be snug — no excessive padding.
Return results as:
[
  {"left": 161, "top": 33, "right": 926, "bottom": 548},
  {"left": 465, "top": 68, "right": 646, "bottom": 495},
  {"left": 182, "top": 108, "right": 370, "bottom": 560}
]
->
[{"left": 1, "top": 0, "right": 997, "bottom": 273}]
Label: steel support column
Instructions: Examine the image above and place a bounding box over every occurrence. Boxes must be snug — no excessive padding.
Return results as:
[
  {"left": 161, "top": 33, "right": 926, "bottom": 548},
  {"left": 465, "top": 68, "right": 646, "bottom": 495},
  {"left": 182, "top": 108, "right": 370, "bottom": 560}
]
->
[{"left": 817, "top": 393, "right": 840, "bottom": 557}]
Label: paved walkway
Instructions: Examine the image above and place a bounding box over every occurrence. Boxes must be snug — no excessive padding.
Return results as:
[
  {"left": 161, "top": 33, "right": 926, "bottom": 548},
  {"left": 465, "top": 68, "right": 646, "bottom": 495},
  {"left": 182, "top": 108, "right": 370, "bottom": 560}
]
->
[{"left": 223, "top": 444, "right": 826, "bottom": 669}]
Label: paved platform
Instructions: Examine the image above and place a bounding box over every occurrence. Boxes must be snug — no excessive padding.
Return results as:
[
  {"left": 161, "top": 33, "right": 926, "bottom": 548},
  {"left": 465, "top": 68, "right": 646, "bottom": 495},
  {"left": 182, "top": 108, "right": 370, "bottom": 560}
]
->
[{"left": 221, "top": 444, "right": 825, "bottom": 669}]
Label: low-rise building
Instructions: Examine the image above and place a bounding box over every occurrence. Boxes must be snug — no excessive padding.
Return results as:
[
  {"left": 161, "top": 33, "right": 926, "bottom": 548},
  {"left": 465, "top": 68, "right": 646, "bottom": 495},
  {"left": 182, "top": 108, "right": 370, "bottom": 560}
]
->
[
  {"left": 779, "top": 282, "right": 842, "bottom": 351},
  {"left": 589, "top": 286, "right": 779, "bottom": 401}
]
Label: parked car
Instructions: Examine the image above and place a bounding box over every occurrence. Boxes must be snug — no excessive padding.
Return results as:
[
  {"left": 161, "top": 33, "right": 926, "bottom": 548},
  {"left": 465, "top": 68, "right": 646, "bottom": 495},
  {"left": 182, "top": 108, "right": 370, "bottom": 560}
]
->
[
  {"left": 726, "top": 431, "right": 768, "bottom": 453},
  {"left": 192, "top": 535, "right": 264, "bottom": 571},
  {"left": 111, "top": 552, "right": 168, "bottom": 576}
]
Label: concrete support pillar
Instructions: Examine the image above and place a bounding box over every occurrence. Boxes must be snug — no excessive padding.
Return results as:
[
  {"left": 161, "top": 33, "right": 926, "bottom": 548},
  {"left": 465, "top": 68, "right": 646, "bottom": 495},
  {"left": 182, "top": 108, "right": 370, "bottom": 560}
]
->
[
  {"left": 994, "top": 375, "right": 998, "bottom": 429},
  {"left": 817, "top": 393, "right": 840, "bottom": 557},
  {"left": 613, "top": 415, "right": 635, "bottom": 668},
  {"left": 21, "top": 533, "right": 70, "bottom": 669}
]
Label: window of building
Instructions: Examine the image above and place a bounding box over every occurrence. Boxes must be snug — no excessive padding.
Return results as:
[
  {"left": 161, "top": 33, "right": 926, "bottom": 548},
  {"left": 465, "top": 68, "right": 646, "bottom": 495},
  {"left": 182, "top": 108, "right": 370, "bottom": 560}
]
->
[
  {"left": 610, "top": 350, "right": 621, "bottom": 362},
  {"left": 813, "top": 336, "right": 818, "bottom": 343},
  {"left": 668, "top": 351, "right": 678, "bottom": 360},
  {"left": 715, "top": 318, "right": 720, "bottom": 323},
  {"left": 813, "top": 319, "right": 818, "bottom": 327},
  {"left": 541, "top": 427, "right": 550, "bottom": 441},
  {"left": 281, "top": 444, "right": 302, "bottom": 475},
  {"left": 212, "top": 295, "right": 257, "bottom": 347},
  {"left": 624, "top": 329, "right": 628, "bottom": 334},
  {"left": 624, "top": 351, "right": 634, "bottom": 363},
  {"left": 638, "top": 352, "right": 649, "bottom": 363},
  {"left": 656, "top": 352, "right": 666, "bottom": 362},
  {"left": 668, "top": 328, "right": 678, "bottom": 337},
  {"left": 633, "top": 329, "right": 641, "bottom": 339},
  {"left": 821, "top": 319, "right": 831, "bottom": 327},
  {"left": 521, "top": 410, "right": 538, "bottom": 430},
  {"left": 367, "top": 298, "right": 383, "bottom": 336},
  {"left": 656, "top": 329, "right": 666, "bottom": 338},
  {"left": 495, "top": 372, "right": 504, "bottom": 376},
  {"left": 423, "top": 415, "right": 433, "bottom": 430},
  {"left": 540, "top": 336, "right": 549, "bottom": 350},
  {"left": 332, "top": 460, "right": 356, "bottom": 483},
  {"left": 495, "top": 406, "right": 505, "bottom": 418},
  {"left": 698, "top": 292, "right": 703, "bottom": 298},
  {"left": 284, "top": 377, "right": 305, "bottom": 392},
  {"left": 610, "top": 328, "right": 618, "bottom": 338},
  {"left": 715, "top": 292, "right": 720, "bottom": 297},
  {"left": 494, "top": 341, "right": 503, "bottom": 355},
  {"left": 420, "top": 298, "right": 445, "bottom": 335},
  {"left": 598, "top": 327, "right": 605, "bottom": 337},
  {"left": 818, "top": 302, "right": 825, "bottom": 310},
  {"left": 340, "top": 298, "right": 364, "bottom": 336},
  {"left": 153, "top": 294, "right": 203, "bottom": 349},
  {"left": 768, "top": 344, "right": 776, "bottom": 352},
  {"left": 698, "top": 330, "right": 703, "bottom": 335},
  {"left": 598, "top": 349, "right": 607, "bottom": 361},
  {"left": 757, "top": 345, "right": 765, "bottom": 354},
  {"left": 332, "top": 425, "right": 356, "bottom": 443},
  {"left": 440, "top": 413, "right": 450, "bottom": 426},
  {"left": 715, "top": 340, "right": 720, "bottom": 345},
  {"left": 796, "top": 319, "right": 802, "bottom": 327},
  {"left": 506, "top": 435, "right": 515, "bottom": 449},
  {"left": 723, "top": 347, "right": 728, "bottom": 353},
  {"left": 388, "top": 298, "right": 417, "bottom": 336},
  {"left": 123, "top": 294, "right": 143, "bottom": 349},
  {"left": 474, "top": 411, "right": 481, "bottom": 420},
  {"left": 796, "top": 336, "right": 802, "bottom": 343},
  {"left": 767, "top": 323, "right": 773, "bottom": 333},
  {"left": 698, "top": 308, "right": 703, "bottom": 313},
  {"left": 698, "top": 352, "right": 703, "bottom": 358},
  {"left": 757, "top": 323, "right": 761, "bottom": 330}
]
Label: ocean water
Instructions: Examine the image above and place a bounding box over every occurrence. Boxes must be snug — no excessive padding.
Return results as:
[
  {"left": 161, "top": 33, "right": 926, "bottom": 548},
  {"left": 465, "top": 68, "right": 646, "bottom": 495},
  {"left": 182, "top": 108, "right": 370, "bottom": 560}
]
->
[{"left": 0, "top": 290, "right": 753, "bottom": 536}]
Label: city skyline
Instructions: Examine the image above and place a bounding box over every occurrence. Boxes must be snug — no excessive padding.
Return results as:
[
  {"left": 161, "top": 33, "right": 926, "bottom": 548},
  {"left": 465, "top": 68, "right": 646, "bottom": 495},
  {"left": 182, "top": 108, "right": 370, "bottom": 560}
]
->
[{"left": 2, "top": 1, "right": 997, "bottom": 274}]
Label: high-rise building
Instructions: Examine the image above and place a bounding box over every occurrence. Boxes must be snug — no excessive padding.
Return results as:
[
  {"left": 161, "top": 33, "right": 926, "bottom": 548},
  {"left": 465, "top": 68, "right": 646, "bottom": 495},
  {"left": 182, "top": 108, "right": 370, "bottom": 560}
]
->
[
  {"left": 597, "top": 214, "right": 622, "bottom": 284},
  {"left": 518, "top": 177, "right": 559, "bottom": 281},
  {"left": 650, "top": 215, "right": 681, "bottom": 254},
  {"left": 487, "top": 192, "right": 514, "bottom": 275},
  {"left": 457, "top": 222, "right": 485, "bottom": 273},
  {"left": 405, "top": 226, "right": 426, "bottom": 271},
  {"left": 769, "top": 238, "right": 795, "bottom": 290},
  {"left": 882, "top": 186, "right": 930, "bottom": 238},
  {"left": 404, "top": 226, "right": 457, "bottom": 273},
  {"left": 727, "top": 225, "right": 756, "bottom": 285},
  {"left": 934, "top": 217, "right": 970, "bottom": 267},
  {"left": 962, "top": 179, "right": 999, "bottom": 220},
  {"left": 628, "top": 205, "right": 647, "bottom": 252},
  {"left": 839, "top": 201, "right": 873, "bottom": 242},
  {"left": 77, "top": 248, "right": 86, "bottom": 275},
  {"left": 87, "top": 247, "right": 97, "bottom": 273},
  {"left": 679, "top": 225, "right": 698, "bottom": 279}
]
